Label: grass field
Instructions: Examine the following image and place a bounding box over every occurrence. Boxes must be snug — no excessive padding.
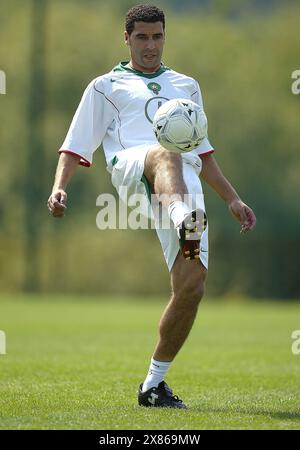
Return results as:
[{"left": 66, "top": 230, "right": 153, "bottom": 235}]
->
[{"left": 0, "top": 295, "right": 299, "bottom": 430}]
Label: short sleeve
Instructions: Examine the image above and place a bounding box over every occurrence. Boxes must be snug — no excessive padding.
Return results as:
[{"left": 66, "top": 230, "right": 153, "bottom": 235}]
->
[
  {"left": 59, "top": 78, "right": 115, "bottom": 166},
  {"left": 191, "top": 81, "right": 214, "bottom": 158}
]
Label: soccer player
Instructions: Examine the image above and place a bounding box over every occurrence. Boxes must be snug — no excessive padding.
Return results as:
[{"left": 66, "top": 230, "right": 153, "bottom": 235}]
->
[{"left": 47, "top": 4, "right": 256, "bottom": 409}]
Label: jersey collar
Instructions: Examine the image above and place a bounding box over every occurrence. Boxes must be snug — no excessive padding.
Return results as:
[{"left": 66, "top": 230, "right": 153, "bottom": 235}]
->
[{"left": 113, "top": 61, "right": 169, "bottom": 78}]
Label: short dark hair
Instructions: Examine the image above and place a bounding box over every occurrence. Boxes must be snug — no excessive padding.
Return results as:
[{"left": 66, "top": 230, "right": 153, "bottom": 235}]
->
[{"left": 125, "top": 4, "right": 165, "bottom": 35}]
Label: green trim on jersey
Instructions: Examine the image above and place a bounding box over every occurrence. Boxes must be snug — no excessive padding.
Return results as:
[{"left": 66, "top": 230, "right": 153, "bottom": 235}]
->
[
  {"left": 111, "top": 155, "right": 119, "bottom": 167},
  {"left": 113, "top": 61, "right": 169, "bottom": 79},
  {"left": 111, "top": 154, "right": 151, "bottom": 203},
  {"left": 141, "top": 174, "right": 152, "bottom": 203}
]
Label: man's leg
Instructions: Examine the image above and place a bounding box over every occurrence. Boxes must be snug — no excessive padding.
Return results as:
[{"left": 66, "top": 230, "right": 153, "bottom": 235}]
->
[
  {"left": 144, "top": 145, "right": 205, "bottom": 258},
  {"left": 138, "top": 146, "right": 206, "bottom": 407},
  {"left": 153, "top": 252, "right": 207, "bottom": 362},
  {"left": 144, "top": 145, "right": 187, "bottom": 204},
  {"left": 138, "top": 252, "right": 207, "bottom": 407},
  {"left": 144, "top": 145, "right": 207, "bottom": 362}
]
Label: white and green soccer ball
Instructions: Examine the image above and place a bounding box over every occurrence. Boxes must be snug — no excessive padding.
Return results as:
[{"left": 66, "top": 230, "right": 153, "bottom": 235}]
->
[{"left": 153, "top": 98, "right": 207, "bottom": 153}]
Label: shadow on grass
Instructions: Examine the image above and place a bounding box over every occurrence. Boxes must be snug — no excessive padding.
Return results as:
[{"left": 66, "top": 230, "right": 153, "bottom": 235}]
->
[{"left": 190, "top": 405, "right": 300, "bottom": 421}]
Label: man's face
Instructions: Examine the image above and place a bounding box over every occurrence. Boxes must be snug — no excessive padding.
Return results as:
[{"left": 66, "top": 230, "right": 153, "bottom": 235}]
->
[{"left": 125, "top": 21, "right": 165, "bottom": 73}]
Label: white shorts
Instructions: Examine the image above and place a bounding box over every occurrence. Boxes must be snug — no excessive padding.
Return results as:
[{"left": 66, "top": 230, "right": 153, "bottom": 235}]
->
[{"left": 106, "top": 144, "right": 209, "bottom": 272}]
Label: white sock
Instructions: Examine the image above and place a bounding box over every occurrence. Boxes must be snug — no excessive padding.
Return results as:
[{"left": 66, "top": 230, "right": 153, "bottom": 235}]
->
[
  {"left": 142, "top": 358, "right": 172, "bottom": 392},
  {"left": 167, "top": 200, "right": 191, "bottom": 228}
]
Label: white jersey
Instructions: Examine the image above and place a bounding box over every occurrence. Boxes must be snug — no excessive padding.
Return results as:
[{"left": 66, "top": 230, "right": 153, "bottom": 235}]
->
[{"left": 60, "top": 62, "right": 214, "bottom": 166}]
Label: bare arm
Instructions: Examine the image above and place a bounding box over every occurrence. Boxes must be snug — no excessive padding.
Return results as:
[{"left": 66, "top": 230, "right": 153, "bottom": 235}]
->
[
  {"left": 47, "top": 152, "right": 80, "bottom": 218},
  {"left": 200, "top": 154, "right": 256, "bottom": 233}
]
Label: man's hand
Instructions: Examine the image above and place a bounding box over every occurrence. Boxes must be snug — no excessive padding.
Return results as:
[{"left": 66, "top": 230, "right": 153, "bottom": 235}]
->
[
  {"left": 228, "top": 198, "right": 256, "bottom": 234},
  {"left": 47, "top": 189, "right": 67, "bottom": 218},
  {"left": 47, "top": 152, "right": 80, "bottom": 218}
]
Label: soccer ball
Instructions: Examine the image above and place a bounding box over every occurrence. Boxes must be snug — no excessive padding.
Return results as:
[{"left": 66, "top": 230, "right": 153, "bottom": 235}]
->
[{"left": 153, "top": 98, "right": 207, "bottom": 153}]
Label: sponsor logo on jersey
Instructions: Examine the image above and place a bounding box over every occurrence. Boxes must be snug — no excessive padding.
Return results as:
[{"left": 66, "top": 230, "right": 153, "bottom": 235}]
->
[
  {"left": 145, "top": 96, "right": 169, "bottom": 123},
  {"left": 110, "top": 77, "right": 126, "bottom": 83}
]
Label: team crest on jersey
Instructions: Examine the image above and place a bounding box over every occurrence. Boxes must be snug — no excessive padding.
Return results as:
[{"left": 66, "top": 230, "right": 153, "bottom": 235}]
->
[{"left": 147, "top": 82, "right": 161, "bottom": 95}]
